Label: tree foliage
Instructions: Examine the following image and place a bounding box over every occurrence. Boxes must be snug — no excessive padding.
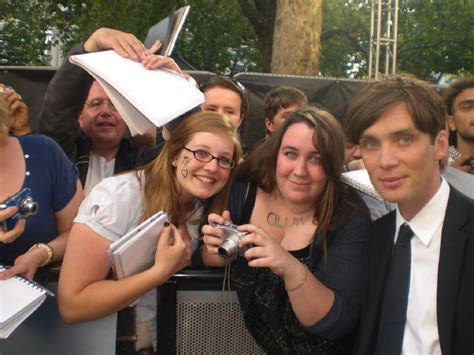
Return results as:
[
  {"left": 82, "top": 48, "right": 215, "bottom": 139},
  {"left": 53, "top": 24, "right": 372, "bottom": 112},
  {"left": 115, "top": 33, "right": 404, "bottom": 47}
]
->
[
  {"left": 319, "top": 1, "right": 371, "bottom": 78},
  {"left": 0, "top": 0, "right": 472, "bottom": 79},
  {"left": 177, "top": 0, "right": 260, "bottom": 74},
  {"left": 0, "top": 0, "right": 63, "bottom": 65},
  {"left": 396, "top": 0, "right": 474, "bottom": 79}
]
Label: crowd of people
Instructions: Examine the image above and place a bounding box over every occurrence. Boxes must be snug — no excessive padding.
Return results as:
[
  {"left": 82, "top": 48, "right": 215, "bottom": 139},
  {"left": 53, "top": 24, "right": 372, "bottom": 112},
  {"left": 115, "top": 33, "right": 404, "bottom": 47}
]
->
[{"left": 1, "top": 26, "right": 473, "bottom": 355}]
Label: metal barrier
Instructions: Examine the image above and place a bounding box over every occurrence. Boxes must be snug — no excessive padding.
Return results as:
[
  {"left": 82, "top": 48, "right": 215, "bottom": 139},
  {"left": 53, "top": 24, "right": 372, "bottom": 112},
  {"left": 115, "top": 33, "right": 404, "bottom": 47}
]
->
[{"left": 157, "top": 269, "right": 264, "bottom": 354}]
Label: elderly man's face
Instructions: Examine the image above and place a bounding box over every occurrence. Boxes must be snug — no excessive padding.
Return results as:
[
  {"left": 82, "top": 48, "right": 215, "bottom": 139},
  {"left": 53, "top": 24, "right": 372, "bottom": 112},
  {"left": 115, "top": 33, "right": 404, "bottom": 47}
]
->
[{"left": 79, "top": 81, "right": 128, "bottom": 148}]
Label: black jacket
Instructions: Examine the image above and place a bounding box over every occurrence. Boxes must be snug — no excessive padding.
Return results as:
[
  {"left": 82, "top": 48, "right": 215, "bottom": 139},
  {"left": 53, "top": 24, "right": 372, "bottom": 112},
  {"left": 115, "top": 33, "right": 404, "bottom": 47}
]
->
[
  {"left": 38, "top": 44, "right": 153, "bottom": 185},
  {"left": 355, "top": 187, "right": 474, "bottom": 355}
]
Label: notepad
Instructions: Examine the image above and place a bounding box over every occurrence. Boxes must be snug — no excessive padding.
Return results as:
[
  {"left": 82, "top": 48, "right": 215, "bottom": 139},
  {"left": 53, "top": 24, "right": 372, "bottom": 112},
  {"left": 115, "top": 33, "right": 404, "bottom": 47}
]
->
[
  {"left": 69, "top": 50, "right": 204, "bottom": 136},
  {"left": 144, "top": 5, "right": 191, "bottom": 56},
  {"left": 341, "top": 169, "right": 383, "bottom": 201},
  {"left": 108, "top": 211, "right": 169, "bottom": 280},
  {"left": 0, "top": 265, "right": 53, "bottom": 339}
]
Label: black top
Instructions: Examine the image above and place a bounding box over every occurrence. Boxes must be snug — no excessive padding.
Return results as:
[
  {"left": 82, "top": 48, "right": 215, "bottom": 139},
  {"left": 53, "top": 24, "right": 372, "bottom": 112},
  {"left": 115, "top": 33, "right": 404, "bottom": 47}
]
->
[{"left": 228, "top": 180, "right": 370, "bottom": 354}]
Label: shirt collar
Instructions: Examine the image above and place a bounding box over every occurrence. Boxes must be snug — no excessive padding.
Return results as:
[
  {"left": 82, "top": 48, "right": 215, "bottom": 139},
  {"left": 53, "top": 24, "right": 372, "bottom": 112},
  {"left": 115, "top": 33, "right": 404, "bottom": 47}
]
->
[{"left": 396, "top": 178, "right": 450, "bottom": 247}]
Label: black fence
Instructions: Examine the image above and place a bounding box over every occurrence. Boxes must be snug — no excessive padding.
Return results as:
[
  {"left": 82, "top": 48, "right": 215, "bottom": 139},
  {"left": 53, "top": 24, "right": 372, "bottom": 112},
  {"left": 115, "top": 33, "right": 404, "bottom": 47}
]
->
[{"left": 0, "top": 66, "right": 367, "bottom": 148}]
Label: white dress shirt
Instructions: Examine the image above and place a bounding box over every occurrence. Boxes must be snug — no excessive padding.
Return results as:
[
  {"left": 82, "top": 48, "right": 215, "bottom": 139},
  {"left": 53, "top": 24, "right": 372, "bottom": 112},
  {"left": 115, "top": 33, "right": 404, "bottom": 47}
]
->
[
  {"left": 395, "top": 178, "right": 450, "bottom": 355},
  {"left": 83, "top": 153, "right": 115, "bottom": 196}
]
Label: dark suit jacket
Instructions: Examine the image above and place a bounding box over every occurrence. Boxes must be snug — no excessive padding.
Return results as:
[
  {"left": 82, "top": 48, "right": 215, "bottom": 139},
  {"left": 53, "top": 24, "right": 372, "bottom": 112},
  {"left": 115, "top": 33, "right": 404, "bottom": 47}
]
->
[{"left": 356, "top": 187, "right": 474, "bottom": 355}]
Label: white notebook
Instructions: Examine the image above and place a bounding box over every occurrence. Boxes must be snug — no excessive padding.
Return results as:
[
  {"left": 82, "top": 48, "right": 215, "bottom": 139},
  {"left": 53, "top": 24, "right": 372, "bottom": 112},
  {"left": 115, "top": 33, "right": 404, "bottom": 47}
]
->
[
  {"left": 69, "top": 50, "right": 204, "bottom": 136},
  {"left": 0, "top": 265, "right": 53, "bottom": 339},
  {"left": 108, "top": 211, "right": 169, "bottom": 280},
  {"left": 341, "top": 169, "right": 383, "bottom": 201}
]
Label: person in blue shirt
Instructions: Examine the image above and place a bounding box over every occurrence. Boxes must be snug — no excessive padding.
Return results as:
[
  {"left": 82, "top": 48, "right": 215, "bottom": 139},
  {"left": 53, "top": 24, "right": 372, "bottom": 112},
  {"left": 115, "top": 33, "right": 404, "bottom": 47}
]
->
[{"left": 0, "top": 93, "right": 83, "bottom": 280}]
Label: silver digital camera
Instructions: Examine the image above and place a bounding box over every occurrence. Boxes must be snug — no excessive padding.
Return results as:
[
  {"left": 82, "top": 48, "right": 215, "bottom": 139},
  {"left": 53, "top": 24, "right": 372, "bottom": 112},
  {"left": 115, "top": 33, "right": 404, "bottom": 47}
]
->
[
  {"left": 0, "top": 188, "right": 38, "bottom": 231},
  {"left": 212, "top": 221, "right": 249, "bottom": 258}
]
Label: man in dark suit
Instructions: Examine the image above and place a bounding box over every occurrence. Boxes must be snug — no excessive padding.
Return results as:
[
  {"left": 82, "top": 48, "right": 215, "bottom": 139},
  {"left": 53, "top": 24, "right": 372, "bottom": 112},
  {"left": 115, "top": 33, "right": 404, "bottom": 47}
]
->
[{"left": 345, "top": 75, "right": 474, "bottom": 355}]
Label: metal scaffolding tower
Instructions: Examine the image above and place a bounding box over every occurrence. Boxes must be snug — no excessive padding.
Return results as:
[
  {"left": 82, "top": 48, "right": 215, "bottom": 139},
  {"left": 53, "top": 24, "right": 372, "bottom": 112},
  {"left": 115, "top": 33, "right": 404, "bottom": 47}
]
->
[{"left": 368, "top": 0, "right": 399, "bottom": 79}]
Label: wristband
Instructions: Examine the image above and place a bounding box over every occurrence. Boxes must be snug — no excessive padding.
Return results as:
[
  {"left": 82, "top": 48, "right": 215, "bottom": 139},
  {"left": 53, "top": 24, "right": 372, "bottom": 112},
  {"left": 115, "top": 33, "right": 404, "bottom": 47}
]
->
[
  {"left": 285, "top": 264, "right": 308, "bottom": 292},
  {"left": 28, "top": 243, "right": 54, "bottom": 267}
]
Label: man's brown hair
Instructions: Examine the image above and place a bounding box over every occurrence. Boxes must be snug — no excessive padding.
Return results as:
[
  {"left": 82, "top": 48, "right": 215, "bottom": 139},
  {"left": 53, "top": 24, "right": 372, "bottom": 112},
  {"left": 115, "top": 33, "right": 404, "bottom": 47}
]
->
[
  {"left": 444, "top": 76, "right": 474, "bottom": 115},
  {"left": 263, "top": 86, "right": 308, "bottom": 120},
  {"left": 345, "top": 75, "right": 447, "bottom": 144}
]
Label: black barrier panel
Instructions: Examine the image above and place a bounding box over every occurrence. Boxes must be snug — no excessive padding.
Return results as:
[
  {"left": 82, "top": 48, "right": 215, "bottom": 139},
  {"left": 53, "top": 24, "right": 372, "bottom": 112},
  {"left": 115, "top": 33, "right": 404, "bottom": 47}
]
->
[
  {"left": 235, "top": 72, "right": 368, "bottom": 147},
  {"left": 1, "top": 67, "right": 367, "bottom": 148},
  {"left": 0, "top": 67, "right": 56, "bottom": 132}
]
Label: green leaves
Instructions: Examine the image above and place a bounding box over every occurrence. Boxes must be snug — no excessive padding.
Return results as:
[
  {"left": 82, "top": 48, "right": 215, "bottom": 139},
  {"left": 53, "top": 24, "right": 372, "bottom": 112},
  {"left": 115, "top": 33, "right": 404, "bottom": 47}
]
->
[{"left": 0, "top": 0, "right": 471, "bottom": 78}]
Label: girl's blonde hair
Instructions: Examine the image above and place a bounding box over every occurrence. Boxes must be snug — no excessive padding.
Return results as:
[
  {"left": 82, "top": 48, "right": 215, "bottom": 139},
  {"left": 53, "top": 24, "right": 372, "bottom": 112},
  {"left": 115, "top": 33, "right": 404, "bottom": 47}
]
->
[{"left": 141, "top": 111, "right": 242, "bottom": 226}]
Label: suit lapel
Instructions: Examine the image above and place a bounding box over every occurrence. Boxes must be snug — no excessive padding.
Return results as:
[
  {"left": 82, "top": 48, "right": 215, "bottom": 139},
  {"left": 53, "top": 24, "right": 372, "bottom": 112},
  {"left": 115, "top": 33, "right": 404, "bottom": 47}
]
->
[
  {"left": 437, "top": 188, "right": 469, "bottom": 354},
  {"left": 371, "top": 213, "right": 395, "bottom": 303},
  {"left": 360, "top": 212, "right": 395, "bottom": 353}
]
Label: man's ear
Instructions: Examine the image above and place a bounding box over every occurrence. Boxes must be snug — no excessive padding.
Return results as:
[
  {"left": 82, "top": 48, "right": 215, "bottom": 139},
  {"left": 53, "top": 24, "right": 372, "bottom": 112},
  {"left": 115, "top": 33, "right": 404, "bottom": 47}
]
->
[
  {"left": 264, "top": 117, "right": 274, "bottom": 133},
  {"left": 78, "top": 113, "right": 84, "bottom": 128},
  {"left": 435, "top": 129, "right": 449, "bottom": 161},
  {"left": 447, "top": 115, "right": 456, "bottom": 131}
]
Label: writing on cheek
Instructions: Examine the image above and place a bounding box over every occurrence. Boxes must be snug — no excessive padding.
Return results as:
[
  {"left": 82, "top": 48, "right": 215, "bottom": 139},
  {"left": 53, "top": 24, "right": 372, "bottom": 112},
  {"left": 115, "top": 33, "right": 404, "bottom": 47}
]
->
[
  {"left": 266, "top": 212, "right": 310, "bottom": 228},
  {"left": 181, "top": 156, "right": 190, "bottom": 178}
]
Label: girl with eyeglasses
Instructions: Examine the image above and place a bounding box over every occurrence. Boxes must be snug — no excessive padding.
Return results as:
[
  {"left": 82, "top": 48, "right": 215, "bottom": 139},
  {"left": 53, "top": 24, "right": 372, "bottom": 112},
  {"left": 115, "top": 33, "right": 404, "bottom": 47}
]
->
[{"left": 58, "top": 112, "right": 242, "bottom": 350}]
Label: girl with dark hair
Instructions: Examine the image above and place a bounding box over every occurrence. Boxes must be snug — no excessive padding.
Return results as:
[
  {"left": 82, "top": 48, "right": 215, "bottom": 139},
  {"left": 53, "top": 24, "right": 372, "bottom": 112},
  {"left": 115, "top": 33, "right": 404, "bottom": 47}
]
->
[{"left": 202, "top": 107, "right": 370, "bottom": 354}]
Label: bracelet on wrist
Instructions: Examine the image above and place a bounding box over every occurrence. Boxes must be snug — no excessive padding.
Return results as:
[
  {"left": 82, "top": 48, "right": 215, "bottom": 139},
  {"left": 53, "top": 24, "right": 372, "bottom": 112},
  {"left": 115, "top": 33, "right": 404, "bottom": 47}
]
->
[
  {"left": 28, "top": 243, "right": 54, "bottom": 267},
  {"left": 285, "top": 264, "right": 308, "bottom": 292}
]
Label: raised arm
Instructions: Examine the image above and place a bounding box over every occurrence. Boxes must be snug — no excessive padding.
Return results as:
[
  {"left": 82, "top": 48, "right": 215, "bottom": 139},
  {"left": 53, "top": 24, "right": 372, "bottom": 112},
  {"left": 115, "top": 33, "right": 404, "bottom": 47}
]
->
[{"left": 38, "top": 28, "right": 149, "bottom": 158}]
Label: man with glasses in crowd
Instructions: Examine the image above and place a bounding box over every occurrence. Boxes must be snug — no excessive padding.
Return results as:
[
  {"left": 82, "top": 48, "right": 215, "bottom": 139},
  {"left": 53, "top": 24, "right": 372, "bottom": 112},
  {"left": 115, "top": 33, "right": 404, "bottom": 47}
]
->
[{"left": 39, "top": 28, "right": 177, "bottom": 194}]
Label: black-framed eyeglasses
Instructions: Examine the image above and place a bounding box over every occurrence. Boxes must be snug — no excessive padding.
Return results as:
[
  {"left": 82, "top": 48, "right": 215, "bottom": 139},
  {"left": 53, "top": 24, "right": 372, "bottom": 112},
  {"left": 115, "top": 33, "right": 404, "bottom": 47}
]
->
[{"left": 183, "top": 147, "right": 235, "bottom": 169}]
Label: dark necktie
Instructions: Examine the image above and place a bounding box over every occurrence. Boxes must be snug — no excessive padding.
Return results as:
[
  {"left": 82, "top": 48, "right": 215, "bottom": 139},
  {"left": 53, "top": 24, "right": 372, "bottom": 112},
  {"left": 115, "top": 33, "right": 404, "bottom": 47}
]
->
[{"left": 375, "top": 223, "right": 414, "bottom": 355}]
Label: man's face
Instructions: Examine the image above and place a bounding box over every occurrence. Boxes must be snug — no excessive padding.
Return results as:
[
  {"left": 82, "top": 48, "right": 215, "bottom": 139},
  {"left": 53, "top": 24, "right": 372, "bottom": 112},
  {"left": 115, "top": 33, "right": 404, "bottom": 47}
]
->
[
  {"left": 358, "top": 103, "right": 447, "bottom": 218},
  {"left": 200, "top": 87, "right": 243, "bottom": 128},
  {"left": 79, "top": 81, "right": 128, "bottom": 148},
  {"left": 265, "top": 103, "right": 300, "bottom": 134},
  {"left": 448, "top": 87, "right": 474, "bottom": 143}
]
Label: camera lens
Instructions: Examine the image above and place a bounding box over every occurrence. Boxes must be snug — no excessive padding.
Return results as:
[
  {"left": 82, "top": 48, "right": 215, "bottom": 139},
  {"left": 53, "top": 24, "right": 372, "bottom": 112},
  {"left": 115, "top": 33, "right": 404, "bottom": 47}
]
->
[
  {"left": 218, "top": 234, "right": 242, "bottom": 258},
  {"left": 19, "top": 197, "right": 38, "bottom": 217}
]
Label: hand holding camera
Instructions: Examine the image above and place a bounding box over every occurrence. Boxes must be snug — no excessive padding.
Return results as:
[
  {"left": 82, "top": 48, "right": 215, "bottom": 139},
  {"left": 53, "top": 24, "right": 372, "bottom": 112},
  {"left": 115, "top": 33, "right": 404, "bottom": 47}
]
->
[
  {"left": 0, "top": 188, "right": 38, "bottom": 239},
  {"left": 212, "top": 221, "right": 250, "bottom": 259}
]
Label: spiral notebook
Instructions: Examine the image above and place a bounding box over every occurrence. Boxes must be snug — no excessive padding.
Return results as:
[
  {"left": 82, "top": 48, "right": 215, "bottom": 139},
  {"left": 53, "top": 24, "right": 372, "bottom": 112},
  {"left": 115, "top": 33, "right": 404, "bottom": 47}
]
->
[
  {"left": 108, "top": 211, "right": 169, "bottom": 280},
  {"left": 341, "top": 169, "right": 383, "bottom": 201},
  {"left": 0, "top": 265, "right": 54, "bottom": 339}
]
